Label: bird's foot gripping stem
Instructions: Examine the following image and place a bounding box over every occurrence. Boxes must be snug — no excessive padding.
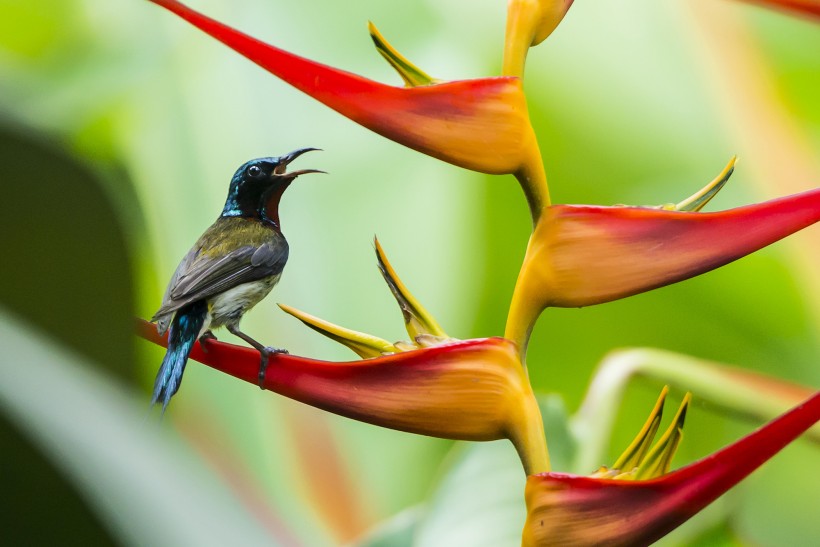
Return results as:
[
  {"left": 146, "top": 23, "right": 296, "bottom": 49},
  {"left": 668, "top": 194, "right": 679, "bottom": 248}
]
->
[
  {"left": 225, "top": 325, "right": 288, "bottom": 388},
  {"left": 198, "top": 330, "right": 217, "bottom": 353},
  {"left": 258, "top": 346, "right": 289, "bottom": 388}
]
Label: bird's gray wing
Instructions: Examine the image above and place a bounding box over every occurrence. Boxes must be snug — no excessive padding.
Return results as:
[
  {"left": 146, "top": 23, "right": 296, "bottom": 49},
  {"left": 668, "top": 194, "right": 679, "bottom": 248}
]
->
[
  {"left": 151, "top": 247, "right": 199, "bottom": 330},
  {"left": 152, "top": 242, "right": 288, "bottom": 321}
]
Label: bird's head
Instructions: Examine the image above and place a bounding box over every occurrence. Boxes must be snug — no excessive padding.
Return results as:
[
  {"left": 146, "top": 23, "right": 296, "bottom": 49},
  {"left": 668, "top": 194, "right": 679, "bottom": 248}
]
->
[{"left": 221, "top": 148, "right": 323, "bottom": 225}]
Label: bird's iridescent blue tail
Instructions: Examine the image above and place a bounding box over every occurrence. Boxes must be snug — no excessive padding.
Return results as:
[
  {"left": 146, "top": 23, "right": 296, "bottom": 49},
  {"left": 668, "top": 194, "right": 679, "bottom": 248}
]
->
[{"left": 151, "top": 300, "right": 208, "bottom": 415}]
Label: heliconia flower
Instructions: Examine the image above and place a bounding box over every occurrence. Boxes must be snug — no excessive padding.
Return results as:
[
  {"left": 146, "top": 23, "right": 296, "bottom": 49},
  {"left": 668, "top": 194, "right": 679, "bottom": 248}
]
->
[
  {"left": 504, "top": 160, "right": 820, "bottom": 353},
  {"left": 522, "top": 389, "right": 820, "bottom": 546},
  {"left": 147, "top": 0, "right": 550, "bottom": 219},
  {"left": 504, "top": 0, "right": 575, "bottom": 77},
  {"left": 739, "top": 0, "right": 820, "bottom": 20},
  {"left": 589, "top": 388, "right": 691, "bottom": 482},
  {"left": 137, "top": 238, "right": 550, "bottom": 474},
  {"left": 137, "top": 322, "right": 548, "bottom": 474}
]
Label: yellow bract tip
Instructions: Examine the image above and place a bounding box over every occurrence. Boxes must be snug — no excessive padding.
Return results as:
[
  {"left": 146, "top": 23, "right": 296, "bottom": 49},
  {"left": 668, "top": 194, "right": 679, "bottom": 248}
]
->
[
  {"left": 369, "top": 21, "right": 439, "bottom": 88},
  {"left": 278, "top": 303, "right": 398, "bottom": 358},
  {"left": 633, "top": 393, "right": 691, "bottom": 480},
  {"left": 374, "top": 237, "right": 448, "bottom": 339},
  {"left": 612, "top": 386, "right": 669, "bottom": 472},
  {"left": 675, "top": 156, "right": 737, "bottom": 212}
]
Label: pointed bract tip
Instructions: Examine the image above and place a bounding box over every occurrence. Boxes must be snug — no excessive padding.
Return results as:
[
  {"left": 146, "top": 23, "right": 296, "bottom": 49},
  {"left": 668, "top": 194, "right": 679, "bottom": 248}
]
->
[
  {"left": 633, "top": 393, "right": 691, "bottom": 480},
  {"left": 611, "top": 386, "right": 669, "bottom": 472},
  {"left": 368, "top": 21, "right": 438, "bottom": 87},
  {"left": 278, "top": 302, "right": 398, "bottom": 358},
  {"left": 675, "top": 156, "right": 737, "bottom": 212},
  {"left": 373, "top": 238, "right": 448, "bottom": 339}
]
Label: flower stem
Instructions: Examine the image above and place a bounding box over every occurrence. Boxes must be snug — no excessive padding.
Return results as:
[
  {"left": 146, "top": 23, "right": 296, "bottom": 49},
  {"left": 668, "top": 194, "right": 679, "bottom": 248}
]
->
[
  {"left": 504, "top": 230, "right": 547, "bottom": 362},
  {"left": 515, "top": 124, "right": 550, "bottom": 227},
  {"left": 503, "top": 0, "right": 540, "bottom": 78},
  {"left": 509, "top": 377, "right": 551, "bottom": 474}
]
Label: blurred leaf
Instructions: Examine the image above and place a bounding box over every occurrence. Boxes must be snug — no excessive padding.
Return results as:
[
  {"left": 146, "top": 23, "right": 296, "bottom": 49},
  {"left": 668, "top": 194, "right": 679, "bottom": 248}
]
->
[
  {"left": 413, "top": 441, "right": 525, "bottom": 547},
  {"left": 0, "top": 308, "right": 289, "bottom": 547},
  {"left": 683, "top": 519, "right": 746, "bottom": 547},
  {"left": 0, "top": 412, "right": 116, "bottom": 546},
  {"left": 352, "top": 394, "right": 574, "bottom": 547},
  {"left": 354, "top": 507, "right": 422, "bottom": 547},
  {"left": 0, "top": 1, "right": 78, "bottom": 58},
  {"left": 536, "top": 394, "right": 576, "bottom": 472},
  {"left": 0, "top": 124, "right": 136, "bottom": 381}
]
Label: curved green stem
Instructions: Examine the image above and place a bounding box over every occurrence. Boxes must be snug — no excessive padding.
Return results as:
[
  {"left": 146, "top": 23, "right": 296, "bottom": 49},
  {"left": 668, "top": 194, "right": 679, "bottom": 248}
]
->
[{"left": 570, "top": 348, "right": 819, "bottom": 472}]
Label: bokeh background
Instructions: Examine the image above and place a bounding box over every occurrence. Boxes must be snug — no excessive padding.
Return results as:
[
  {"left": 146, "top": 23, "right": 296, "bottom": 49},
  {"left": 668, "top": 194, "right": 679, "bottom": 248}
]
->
[{"left": 1, "top": 0, "right": 818, "bottom": 545}]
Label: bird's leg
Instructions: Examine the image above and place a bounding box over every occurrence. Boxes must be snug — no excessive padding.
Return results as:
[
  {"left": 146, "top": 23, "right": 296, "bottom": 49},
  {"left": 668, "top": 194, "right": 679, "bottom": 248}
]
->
[
  {"left": 226, "top": 325, "right": 288, "bottom": 388},
  {"left": 198, "top": 330, "right": 217, "bottom": 353}
]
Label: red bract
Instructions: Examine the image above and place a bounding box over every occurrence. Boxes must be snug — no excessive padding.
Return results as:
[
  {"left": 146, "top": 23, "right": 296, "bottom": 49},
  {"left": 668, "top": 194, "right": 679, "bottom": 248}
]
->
[
  {"left": 146, "top": 0, "right": 535, "bottom": 177},
  {"left": 741, "top": 0, "right": 820, "bottom": 20},
  {"left": 523, "top": 391, "right": 820, "bottom": 546},
  {"left": 137, "top": 319, "right": 549, "bottom": 473},
  {"left": 506, "top": 188, "right": 820, "bottom": 351}
]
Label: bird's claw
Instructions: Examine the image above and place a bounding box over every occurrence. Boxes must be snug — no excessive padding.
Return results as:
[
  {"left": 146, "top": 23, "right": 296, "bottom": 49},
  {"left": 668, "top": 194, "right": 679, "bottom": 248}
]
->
[
  {"left": 258, "top": 346, "right": 289, "bottom": 388},
  {"left": 198, "top": 331, "right": 217, "bottom": 353}
]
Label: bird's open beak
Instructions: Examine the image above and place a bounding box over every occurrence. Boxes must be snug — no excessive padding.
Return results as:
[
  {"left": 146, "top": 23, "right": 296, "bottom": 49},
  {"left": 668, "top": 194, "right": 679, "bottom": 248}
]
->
[{"left": 273, "top": 147, "right": 325, "bottom": 178}]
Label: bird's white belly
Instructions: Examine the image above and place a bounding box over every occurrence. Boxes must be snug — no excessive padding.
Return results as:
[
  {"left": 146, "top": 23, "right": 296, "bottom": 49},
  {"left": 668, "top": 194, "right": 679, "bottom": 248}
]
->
[{"left": 207, "top": 275, "right": 280, "bottom": 329}]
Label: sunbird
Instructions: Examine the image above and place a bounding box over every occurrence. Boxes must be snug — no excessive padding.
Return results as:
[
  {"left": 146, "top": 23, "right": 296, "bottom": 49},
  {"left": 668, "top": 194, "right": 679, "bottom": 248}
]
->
[{"left": 150, "top": 148, "right": 322, "bottom": 413}]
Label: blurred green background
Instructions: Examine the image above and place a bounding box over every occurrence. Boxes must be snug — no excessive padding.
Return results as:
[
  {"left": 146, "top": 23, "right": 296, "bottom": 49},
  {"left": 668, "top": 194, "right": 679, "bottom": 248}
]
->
[{"left": 0, "top": 0, "right": 818, "bottom": 545}]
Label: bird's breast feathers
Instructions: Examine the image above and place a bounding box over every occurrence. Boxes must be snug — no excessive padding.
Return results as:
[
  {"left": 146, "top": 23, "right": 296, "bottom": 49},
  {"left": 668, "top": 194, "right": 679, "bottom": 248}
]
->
[{"left": 207, "top": 274, "right": 281, "bottom": 329}]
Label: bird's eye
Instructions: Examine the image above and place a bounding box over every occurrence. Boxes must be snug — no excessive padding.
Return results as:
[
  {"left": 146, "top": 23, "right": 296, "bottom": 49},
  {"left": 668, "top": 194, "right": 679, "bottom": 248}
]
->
[{"left": 247, "top": 165, "right": 263, "bottom": 178}]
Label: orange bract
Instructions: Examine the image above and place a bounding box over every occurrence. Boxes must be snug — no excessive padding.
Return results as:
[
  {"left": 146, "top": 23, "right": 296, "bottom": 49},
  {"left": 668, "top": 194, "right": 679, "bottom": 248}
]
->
[
  {"left": 506, "top": 188, "right": 820, "bottom": 354},
  {"left": 137, "top": 319, "right": 549, "bottom": 474}
]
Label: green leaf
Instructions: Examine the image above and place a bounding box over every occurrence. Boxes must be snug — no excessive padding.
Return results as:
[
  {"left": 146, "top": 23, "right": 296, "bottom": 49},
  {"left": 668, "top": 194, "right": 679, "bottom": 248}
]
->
[
  {"left": 536, "top": 393, "right": 576, "bottom": 472},
  {"left": 354, "top": 507, "right": 422, "bottom": 547},
  {"left": 0, "top": 126, "right": 136, "bottom": 381},
  {"left": 0, "top": 309, "right": 287, "bottom": 547},
  {"left": 413, "top": 441, "right": 525, "bottom": 547}
]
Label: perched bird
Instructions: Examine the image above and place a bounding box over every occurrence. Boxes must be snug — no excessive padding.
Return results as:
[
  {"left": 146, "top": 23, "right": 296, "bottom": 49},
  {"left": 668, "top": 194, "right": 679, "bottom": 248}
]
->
[{"left": 150, "top": 148, "right": 321, "bottom": 413}]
